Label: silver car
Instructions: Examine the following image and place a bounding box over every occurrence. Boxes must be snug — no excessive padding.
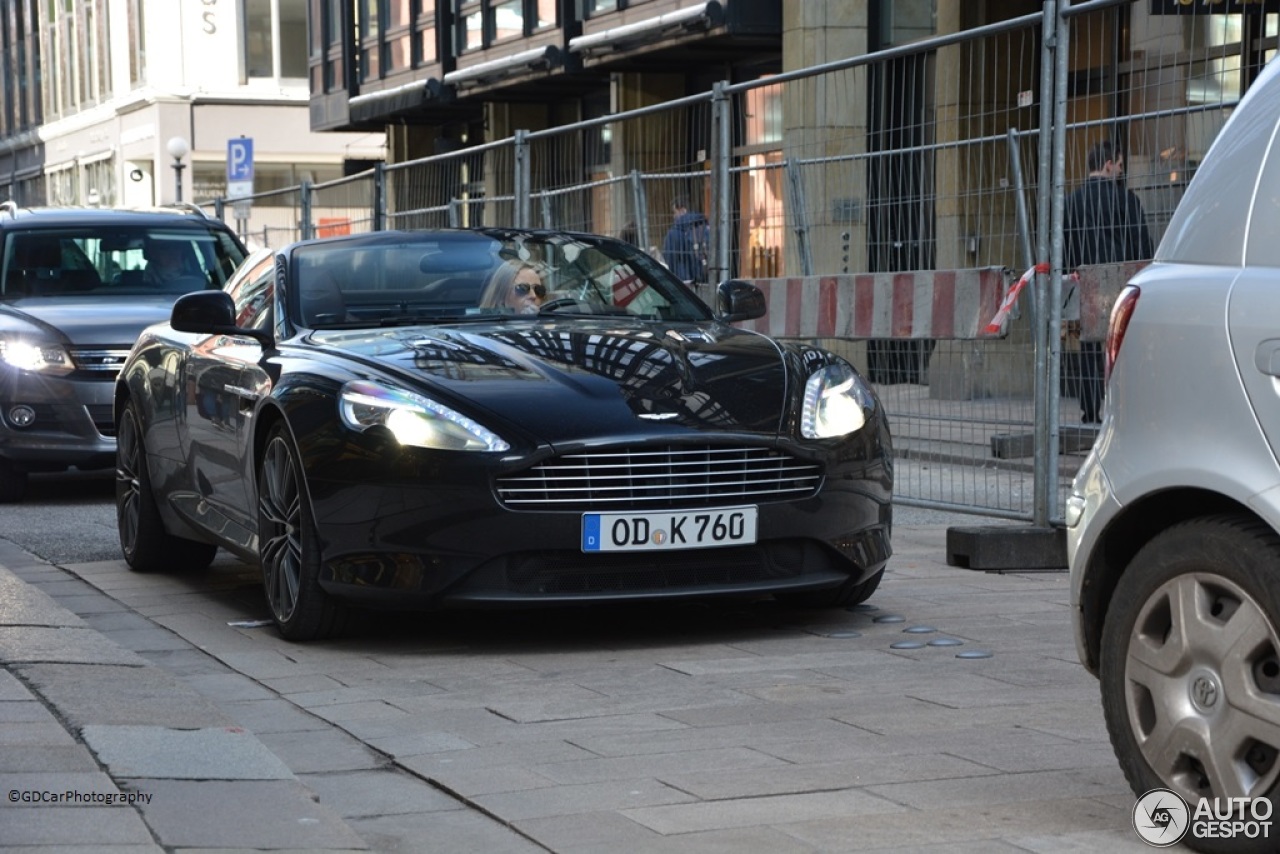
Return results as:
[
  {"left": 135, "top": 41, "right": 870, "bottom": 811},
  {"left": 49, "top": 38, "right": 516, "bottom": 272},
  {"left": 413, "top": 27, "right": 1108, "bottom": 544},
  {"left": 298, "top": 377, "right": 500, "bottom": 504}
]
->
[
  {"left": 1066, "top": 58, "right": 1280, "bottom": 845},
  {"left": 0, "top": 205, "right": 247, "bottom": 502}
]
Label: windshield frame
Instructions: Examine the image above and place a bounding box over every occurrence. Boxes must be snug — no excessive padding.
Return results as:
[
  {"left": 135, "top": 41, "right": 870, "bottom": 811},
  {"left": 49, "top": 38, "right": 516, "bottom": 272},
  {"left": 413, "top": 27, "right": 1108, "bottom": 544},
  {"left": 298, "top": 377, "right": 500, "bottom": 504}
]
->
[{"left": 287, "top": 230, "right": 715, "bottom": 330}]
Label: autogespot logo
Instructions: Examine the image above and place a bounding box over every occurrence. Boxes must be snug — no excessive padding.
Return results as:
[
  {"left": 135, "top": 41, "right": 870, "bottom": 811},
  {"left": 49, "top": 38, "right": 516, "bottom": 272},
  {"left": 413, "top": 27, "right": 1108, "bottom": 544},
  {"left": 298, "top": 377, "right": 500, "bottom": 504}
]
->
[{"left": 1133, "top": 788, "right": 1190, "bottom": 847}]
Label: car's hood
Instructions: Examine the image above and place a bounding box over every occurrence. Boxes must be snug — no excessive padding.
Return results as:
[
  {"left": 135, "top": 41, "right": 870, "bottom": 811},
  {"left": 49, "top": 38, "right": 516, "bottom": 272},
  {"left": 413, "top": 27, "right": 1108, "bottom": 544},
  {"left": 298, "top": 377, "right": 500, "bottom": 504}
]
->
[
  {"left": 0, "top": 297, "right": 180, "bottom": 347},
  {"left": 309, "top": 319, "right": 791, "bottom": 440}
]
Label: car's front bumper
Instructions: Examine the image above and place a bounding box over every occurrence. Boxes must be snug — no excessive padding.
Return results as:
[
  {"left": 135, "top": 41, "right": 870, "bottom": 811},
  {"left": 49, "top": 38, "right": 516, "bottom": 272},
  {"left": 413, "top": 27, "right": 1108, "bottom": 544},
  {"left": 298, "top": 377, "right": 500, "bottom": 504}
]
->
[
  {"left": 304, "top": 441, "right": 893, "bottom": 607},
  {"left": 0, "top": 366, "right": 118, "bottom": 471}
]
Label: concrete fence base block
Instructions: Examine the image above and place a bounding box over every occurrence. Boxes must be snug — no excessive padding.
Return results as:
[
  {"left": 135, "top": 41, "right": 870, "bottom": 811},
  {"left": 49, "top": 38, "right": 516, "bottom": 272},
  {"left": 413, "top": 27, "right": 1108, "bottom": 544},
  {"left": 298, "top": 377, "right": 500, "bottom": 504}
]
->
[
  {"left": 945, "top": 525, "right": 1067, "bottom": 571},
  {"left": 990, "top": 426, "right": 1098, "bottom": 459}
]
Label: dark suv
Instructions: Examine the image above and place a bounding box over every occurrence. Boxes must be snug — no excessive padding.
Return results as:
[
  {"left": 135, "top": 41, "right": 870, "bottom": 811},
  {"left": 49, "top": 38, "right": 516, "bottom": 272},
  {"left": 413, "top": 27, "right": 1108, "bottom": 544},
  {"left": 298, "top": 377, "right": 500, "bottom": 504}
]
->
[{"left": 0, "top": 203, "right": 248, "bottom": 501}]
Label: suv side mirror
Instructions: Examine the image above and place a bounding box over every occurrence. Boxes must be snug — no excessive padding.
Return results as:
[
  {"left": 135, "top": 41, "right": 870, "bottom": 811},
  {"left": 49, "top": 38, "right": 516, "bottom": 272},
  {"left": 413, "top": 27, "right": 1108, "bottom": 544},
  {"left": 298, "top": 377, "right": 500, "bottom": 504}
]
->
[
  {"left": 171, "top": 290, "right": 272, "bottom": 348},
  {"left": 716, "top": 280, "right": 767, "bottom": 323}
]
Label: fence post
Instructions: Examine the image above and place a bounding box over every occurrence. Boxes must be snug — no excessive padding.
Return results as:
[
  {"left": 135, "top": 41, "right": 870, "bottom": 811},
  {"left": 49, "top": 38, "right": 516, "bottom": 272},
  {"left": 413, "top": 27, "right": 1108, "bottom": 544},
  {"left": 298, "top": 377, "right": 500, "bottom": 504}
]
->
[
  {"left": 629, "top": 169, "right": 650, "bottom": 250},
  {"left": 540, "top": 194, "right": 554, "bottom": 228},
  {"left": 785, "top": 158, "right": 815, "bottom": 277},
  {"left": 711, "top": 80, "right": 732, "bottom": 286},
  {"left": 299, "top": 180, "right": 314, "bottom": 241},
  {"left": 372, "top": 162, "right": 386, "bottom": 232},
  {"left": 1006, "top": 128, "right": 1036, "bottom": 273},
  {"left": 1030, "top": 1, "right": 1059, "bottom": 530},
  {"left": 514, "top": 130, "right": 531, "bottom": 229},
  {"left": 1045, "top": 0, "right": 1070, "bottom": 522},
  {"left": 448, "top": 198, "right": 461, "bottom": 228}
]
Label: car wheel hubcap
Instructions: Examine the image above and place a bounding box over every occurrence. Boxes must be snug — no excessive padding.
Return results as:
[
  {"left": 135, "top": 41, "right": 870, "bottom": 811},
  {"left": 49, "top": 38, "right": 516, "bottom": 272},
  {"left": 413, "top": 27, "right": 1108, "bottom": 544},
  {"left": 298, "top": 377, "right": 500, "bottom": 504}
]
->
[
  {"left": 259, "top": 438, "right": 302, "bottom": 623},
  {"left": 1126, "top": 572, "right": 1280, "bottom": 801},
  {"left": 116, "top": 412, "right": 140, "bottom": 551}
]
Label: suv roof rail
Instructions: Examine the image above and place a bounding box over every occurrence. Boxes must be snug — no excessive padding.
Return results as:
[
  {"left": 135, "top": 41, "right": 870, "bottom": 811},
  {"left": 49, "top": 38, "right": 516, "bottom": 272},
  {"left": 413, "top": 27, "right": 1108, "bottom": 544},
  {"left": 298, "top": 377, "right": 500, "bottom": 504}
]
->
[
  {"left": 164, "top": 202, "right": 212, "bottom": 220},
  {"left": 0, "top": 200, "right": 18, "bottom": 219}
]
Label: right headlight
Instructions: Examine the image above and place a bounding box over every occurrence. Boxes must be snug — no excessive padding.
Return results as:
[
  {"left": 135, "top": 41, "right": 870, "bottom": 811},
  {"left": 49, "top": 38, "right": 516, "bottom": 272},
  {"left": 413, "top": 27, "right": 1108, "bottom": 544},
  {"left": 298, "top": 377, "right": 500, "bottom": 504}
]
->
[
  {"left": 0, "top": 336, "right": 74, "bottom": 375},
  {"left": 800, "top": 362, "right": 875, "bottom": 439},
  {"left": 339, "top": 380, "right": 510, "bottom": 452}
]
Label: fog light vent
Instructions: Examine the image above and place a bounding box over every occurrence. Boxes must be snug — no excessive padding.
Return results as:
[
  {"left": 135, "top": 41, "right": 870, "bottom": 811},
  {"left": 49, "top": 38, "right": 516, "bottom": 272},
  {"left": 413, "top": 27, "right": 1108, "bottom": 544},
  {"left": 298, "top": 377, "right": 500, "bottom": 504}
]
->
[{"left": 8, "top": 405, "right": 36, "bottom": 428}]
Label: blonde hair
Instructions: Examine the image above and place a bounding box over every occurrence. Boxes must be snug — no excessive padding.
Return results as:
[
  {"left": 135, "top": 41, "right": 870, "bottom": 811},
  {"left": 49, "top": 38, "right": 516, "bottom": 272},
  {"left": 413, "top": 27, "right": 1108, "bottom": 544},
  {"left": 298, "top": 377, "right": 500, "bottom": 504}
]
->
[{"left": 480, "top": 259, "right": 542, "bottom": 308}]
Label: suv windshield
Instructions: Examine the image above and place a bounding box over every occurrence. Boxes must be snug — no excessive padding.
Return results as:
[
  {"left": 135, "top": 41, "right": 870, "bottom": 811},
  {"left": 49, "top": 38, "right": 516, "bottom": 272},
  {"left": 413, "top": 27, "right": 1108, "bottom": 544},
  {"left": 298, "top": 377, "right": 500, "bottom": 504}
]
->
[{"left": 1, "top": 226, "right": 246, "bottom": 299}]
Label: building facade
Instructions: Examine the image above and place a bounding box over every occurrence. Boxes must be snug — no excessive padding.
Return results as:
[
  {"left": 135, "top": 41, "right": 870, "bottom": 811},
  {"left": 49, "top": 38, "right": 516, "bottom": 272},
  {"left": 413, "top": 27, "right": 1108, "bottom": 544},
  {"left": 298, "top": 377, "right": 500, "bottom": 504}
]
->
[{"left": 0, "top": 0, "right": 384, "bottom": 210}]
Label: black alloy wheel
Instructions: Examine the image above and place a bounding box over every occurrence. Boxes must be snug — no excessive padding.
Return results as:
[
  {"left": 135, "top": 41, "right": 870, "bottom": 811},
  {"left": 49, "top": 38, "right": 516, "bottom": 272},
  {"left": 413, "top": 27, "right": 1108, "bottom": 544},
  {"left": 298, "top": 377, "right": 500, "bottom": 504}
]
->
[
  {"left": 116, "top": 400, "right": 218, "bottom": 572},
  {"left": 257, "top": 424, "right": 346, "bottom": 641}
]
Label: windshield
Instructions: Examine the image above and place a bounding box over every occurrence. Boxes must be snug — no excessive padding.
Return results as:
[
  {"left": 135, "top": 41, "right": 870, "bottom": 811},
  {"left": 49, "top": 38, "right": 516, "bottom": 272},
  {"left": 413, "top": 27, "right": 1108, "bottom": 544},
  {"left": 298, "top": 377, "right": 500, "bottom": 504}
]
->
[
  {"left": 0, "top": 226, "right": 247, "bottom": 299},
  {"left": 289, "top": 231, "right": 713, "bottom": 329}
]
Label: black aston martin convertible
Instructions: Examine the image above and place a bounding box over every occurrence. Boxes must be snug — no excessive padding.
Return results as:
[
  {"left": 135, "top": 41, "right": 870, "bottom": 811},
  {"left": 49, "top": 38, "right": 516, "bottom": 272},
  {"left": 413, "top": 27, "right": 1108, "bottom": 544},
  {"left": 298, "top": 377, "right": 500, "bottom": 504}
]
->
[{"left": 114, "top": 229, "right": 893, "bottom": 640}]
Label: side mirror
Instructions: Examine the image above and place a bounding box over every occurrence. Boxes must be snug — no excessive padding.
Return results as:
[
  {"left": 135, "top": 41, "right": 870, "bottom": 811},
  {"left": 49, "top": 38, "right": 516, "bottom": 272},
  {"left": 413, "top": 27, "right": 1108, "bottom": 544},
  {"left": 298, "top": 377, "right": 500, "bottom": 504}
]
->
[
  {"left": 171, "top": 290, "right": 272, "bottom": 348},
  {"left": 716, "top": 280, "right": 767, "bottom": 323}
]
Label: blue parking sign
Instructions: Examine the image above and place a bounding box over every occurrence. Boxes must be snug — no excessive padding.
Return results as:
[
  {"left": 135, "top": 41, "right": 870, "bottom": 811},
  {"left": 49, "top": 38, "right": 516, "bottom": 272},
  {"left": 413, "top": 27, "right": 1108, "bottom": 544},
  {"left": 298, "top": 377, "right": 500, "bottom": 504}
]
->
[{"left": 227, "top": 138, "right": 254, "bottom": 182}]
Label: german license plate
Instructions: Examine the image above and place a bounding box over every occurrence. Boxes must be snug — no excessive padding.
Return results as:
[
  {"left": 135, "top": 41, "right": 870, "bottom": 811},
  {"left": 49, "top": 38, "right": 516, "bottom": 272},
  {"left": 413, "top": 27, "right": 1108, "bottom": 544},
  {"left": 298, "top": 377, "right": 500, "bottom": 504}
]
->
[{"left": 581, "top": 506, "right": 758, "bottom": 552}]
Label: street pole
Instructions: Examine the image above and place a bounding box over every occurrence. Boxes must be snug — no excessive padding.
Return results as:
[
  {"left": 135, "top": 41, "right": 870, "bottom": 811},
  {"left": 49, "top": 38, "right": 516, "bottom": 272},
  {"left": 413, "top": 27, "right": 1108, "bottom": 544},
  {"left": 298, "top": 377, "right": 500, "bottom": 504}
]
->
[{"left": 167, "top": 136, "right": 190, "bottom": 204}]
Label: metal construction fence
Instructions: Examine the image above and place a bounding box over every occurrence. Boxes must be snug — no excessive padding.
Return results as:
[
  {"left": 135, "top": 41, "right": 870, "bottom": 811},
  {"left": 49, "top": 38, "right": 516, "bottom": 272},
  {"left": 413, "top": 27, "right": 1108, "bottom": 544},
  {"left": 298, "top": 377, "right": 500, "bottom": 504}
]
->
[{"left": 203, "top": 0, "right": 1255, "bottom": 525}]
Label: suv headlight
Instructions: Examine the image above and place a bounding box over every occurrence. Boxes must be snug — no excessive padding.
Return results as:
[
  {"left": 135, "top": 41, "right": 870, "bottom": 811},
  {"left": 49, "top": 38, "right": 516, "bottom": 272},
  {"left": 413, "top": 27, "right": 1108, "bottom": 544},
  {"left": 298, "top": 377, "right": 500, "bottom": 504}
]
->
[
  {"left": 339, "top": 380, "right": 510, "bottom": 452},
  {"left": 0, "top": 338, "right": 74, "bottom": 375},
  {"left": 801, "top": 362, "right": 875, "bottom": 439}
]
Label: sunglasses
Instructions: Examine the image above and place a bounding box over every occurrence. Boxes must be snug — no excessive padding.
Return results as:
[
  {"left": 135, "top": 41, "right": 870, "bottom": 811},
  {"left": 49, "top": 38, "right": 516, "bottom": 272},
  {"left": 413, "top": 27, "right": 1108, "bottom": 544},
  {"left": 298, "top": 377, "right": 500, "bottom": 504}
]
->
[{"left": 514, "top": 283, "right": 546, "bottom": 298}]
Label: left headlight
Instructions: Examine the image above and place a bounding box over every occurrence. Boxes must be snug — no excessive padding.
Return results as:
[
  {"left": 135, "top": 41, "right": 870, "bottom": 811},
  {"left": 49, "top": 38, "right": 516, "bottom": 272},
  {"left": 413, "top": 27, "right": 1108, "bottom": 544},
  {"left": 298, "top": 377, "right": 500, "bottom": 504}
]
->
[
  {"left": 801, "top": 362, "right": 874, "bottom": 439},
  {"left": 339, "top": 380, "right": 511, "bottom": 452},
  {"left": 0, "top": 337, "right": 74, "bottom": 375}
]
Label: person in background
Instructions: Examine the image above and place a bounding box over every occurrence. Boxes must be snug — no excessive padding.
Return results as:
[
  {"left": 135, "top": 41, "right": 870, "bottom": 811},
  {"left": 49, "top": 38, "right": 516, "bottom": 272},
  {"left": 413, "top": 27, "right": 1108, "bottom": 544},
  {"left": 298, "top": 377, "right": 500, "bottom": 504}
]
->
[
  {"left": 1063, "top": 139, "right": 1153, "bottom": 424},
  {"left": 661, "top": 197, "right": 710, "bottom": 284},
  {"left": 480, "top": 259, "right": 545, "bottom": 314},
  {"left": 142, "top": 239, "right": 197, "bottom": 288}
]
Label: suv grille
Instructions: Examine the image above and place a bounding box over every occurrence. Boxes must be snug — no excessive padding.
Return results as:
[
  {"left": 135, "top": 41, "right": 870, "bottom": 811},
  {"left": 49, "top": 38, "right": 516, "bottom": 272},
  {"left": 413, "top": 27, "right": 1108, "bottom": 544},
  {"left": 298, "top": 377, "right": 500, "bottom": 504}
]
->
[
  {"left": 69, "top": 348, "right": 130, "bottom": 375},
  {"left": 495, "top": 445, "right": 823, "bottom": 511}
]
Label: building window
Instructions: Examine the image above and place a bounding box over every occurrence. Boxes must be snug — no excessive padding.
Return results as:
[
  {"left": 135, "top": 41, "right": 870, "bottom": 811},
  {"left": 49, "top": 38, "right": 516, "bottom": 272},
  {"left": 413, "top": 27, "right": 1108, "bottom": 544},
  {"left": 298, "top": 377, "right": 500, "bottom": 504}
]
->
[
  {"left": 584, "top": 0, "right": 620, "bottom": 15},
  {"left": 245, "top": 0, "right": 307, "bottom": 80},
  {"left": 1, "top": 0, "right": 42, "bottom": 134},
  {"left": 454, "top": 0, "right": 556, "bottom": 53},
  {"left": 128, "top": 0, "right": 144, "bottom": 88},
  {"left": 84, "top": 157, "right": 116, "bottom": 207}
]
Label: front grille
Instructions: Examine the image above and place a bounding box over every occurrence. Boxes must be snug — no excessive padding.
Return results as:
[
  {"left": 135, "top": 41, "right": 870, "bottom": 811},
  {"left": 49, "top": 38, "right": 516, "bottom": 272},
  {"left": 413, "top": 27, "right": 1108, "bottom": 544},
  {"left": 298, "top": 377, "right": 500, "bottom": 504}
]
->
[
  {"left": 495, "top": 445, "right": 823, "bottom": 511},
  {"left": 69, "top": 348, "right": 130, "bottom": 375}
]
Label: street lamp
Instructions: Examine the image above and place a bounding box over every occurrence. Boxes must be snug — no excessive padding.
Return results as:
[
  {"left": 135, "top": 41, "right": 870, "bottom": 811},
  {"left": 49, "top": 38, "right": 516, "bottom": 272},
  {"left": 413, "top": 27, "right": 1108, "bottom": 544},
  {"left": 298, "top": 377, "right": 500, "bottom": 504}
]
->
[{"left": 166, "top": 136, "right": 190, "bottom": 203}]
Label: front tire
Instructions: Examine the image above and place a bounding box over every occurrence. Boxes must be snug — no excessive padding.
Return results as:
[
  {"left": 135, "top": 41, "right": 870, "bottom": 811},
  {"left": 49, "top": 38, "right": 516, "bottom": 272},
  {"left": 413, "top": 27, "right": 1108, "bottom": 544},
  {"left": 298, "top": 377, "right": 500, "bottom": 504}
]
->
[
  {"left": 1100, "top": 515, "right": 1280, "bottom": 853},
  {"left": 116, "top": 400, "right": 218, "bottom": 572},
  {"left": 257, "top": 424, "right": 346, "bottom": 641}
]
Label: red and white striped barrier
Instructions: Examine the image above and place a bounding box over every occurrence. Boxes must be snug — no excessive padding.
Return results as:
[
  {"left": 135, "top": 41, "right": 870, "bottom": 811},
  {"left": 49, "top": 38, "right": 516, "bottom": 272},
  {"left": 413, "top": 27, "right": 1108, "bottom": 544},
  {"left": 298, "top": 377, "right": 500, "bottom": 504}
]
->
[
  {"left": 983, "top": 260, "right": 1150, "bottom": 341},
  {"left": 735, "top": 267, "right": 1011, "bottom": 340},
  {"left": 1074, "top": 260, "right": 1149, "bottom": 341}
]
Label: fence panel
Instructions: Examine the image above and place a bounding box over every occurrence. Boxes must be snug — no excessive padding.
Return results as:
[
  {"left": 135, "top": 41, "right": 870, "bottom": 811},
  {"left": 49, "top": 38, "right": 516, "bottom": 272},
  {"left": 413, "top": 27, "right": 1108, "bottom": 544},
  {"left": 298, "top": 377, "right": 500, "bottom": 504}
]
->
[
  {"left": 384, "top": 139, "right": 518, "bottom": 231},
  {"left": 522, "top": 94, "right": 717, "bottom": 276},
  {"left": 1051, "top": 0, "right": 1251, "bottom": 518},
  {"left": 716, "top": 14, "right": 1050, "bottom": 520},
  {"left": 309, "top": 171, "right": 379, "bottom": 238},
  {"left": 215, "top": 186, "right": 306, "bottom": 251}
]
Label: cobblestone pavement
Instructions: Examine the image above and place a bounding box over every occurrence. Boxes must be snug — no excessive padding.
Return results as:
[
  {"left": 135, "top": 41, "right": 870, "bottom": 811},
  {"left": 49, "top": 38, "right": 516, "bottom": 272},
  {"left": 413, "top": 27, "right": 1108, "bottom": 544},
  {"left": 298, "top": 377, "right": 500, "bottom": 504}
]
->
[{"left": 0, "top": 515, "right": 1188, "bottom": 852}]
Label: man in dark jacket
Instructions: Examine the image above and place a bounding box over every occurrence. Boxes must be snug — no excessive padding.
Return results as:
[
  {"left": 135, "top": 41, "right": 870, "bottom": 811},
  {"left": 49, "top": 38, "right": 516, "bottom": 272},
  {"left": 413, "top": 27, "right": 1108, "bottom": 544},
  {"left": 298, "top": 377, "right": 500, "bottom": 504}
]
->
[
  {"left": 1064, "top": 140, "right": 1154, "bottom": 423},
  {"left": 662, "top": 197, "right": 710, "bottom": 283}
]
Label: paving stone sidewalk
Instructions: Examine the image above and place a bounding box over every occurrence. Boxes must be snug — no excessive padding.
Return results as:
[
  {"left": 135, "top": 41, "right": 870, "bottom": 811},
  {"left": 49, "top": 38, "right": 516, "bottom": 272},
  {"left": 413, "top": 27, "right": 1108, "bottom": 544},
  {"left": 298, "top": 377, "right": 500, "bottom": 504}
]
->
[{"left": 0, "top": 523, "right": 1188, "bottom": 853}]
